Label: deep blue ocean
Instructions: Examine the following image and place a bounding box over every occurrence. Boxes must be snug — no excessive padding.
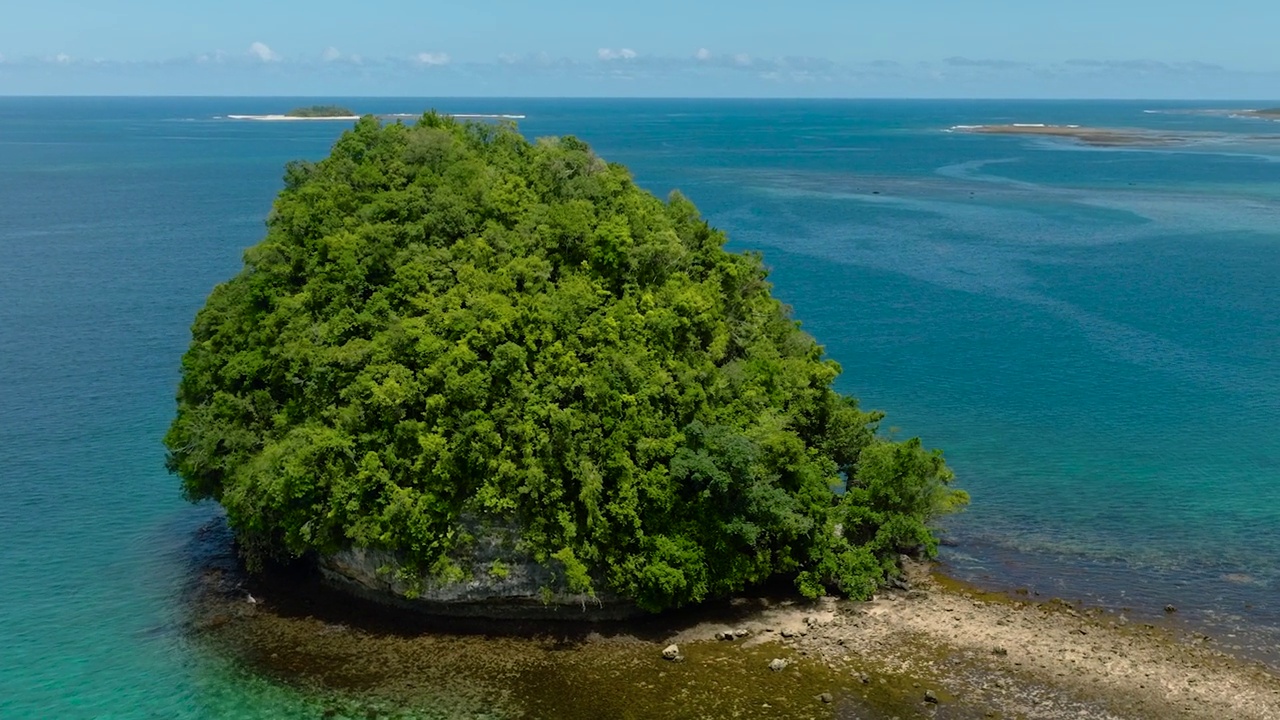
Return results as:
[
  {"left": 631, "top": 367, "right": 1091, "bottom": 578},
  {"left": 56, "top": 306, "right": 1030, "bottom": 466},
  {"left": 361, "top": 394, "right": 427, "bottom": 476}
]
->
[{"left": 1, "top": 97, "right": 1278, "bottom": 718}]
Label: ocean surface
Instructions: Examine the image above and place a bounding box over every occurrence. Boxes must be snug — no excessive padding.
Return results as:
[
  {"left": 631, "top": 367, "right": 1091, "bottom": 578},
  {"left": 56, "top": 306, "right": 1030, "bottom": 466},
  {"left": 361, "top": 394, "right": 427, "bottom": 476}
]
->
[{"left": 1, "top": 97, "right": 1278, "bottom": 718}]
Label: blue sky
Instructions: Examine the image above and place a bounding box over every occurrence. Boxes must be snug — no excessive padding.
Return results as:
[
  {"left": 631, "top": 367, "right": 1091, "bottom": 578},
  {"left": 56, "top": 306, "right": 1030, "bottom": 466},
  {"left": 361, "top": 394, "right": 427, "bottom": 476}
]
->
[{"left": 2, "top": 0, "right": 1278, "bottom": 97}]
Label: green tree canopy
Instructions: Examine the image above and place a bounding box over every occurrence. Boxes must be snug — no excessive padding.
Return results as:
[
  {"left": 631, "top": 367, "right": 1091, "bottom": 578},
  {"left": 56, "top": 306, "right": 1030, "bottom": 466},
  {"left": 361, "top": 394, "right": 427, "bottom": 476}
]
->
[
  {"left": 285, "top": 105, "right": 357, "bottom": 118},
  {"left": 165, "top": 113, "right": 966, "bottom": 612}
]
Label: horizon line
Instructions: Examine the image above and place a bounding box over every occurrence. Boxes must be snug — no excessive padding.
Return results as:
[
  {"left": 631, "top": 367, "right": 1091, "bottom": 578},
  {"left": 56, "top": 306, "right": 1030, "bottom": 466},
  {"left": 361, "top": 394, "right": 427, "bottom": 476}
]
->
[{"left": 1, "top": 94, "right": 1277, "bottom": 102}]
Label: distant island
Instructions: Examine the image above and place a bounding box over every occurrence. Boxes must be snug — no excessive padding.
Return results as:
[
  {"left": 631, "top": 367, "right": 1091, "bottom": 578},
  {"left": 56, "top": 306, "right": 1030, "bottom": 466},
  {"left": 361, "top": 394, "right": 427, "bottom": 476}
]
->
[
  {"left": 223, "top": 110, "right": 527, "bottom": 122},
  {"left": 1144, "top": 107, "right": 1280, "bottom": 122},
  {"left": 284, "top": 105, "right": 358, "bottom": 118}
]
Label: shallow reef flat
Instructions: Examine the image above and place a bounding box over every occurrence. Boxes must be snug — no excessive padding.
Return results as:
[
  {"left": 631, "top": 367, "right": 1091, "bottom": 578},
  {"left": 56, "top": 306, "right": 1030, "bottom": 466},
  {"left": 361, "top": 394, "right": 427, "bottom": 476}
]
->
[
  {"left": 188, "top": 554, "right": 1280, "bottom": 720},
  {"left": 948, "top": 123, "right": 1204, "bottom": 147},
  {"left": 948, "top": 122, "right": 1280, "bottom": 148}
]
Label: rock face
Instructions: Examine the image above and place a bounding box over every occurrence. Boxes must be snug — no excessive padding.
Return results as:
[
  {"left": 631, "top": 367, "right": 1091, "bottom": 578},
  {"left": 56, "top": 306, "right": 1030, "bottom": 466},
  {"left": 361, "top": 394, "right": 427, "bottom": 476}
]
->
[{"left": 316, "top": 524, "right": 640, "bottom": 620}]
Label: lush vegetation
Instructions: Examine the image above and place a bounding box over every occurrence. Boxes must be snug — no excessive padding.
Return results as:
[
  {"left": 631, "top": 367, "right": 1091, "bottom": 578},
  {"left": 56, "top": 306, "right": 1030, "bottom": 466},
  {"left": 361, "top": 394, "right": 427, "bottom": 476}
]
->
[
  {"left": 286, "top": 105, "right": 357, "bottom": 118},
  {"left": 165, "top": 113, "right": 967, "bottom": 612}
]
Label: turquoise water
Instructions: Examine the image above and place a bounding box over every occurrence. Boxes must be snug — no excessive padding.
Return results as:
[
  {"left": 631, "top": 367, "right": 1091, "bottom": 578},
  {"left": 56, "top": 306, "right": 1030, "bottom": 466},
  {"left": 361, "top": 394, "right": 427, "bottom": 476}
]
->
[{"left": 1, "top": 97, "right": 1278, "bottom": 717}]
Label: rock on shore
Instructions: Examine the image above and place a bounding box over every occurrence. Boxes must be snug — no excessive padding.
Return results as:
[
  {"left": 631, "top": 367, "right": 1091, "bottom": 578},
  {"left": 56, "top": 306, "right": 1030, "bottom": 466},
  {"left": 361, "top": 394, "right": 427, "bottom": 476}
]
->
[{"left": 317, "top": 527, "right": 640, "bottom": 620}]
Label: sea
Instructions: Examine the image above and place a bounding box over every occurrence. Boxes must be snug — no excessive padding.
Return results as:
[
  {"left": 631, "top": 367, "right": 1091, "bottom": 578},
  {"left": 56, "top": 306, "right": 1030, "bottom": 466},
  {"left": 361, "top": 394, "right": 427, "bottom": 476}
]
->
[{"left": 1, "top": 97, "right": 1277, "bottom": 718}]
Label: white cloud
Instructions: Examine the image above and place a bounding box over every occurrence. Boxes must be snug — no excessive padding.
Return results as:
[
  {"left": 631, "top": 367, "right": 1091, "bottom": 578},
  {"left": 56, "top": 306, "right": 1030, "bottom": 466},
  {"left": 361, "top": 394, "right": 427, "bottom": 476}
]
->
[
  {"left": 248, "top": 42, "right": 279, "bottom": 62},
  {"left": 415, "top": 51, "right": 450, "bottom": 66},
  {"left": 598, "top": 47, "right": 638, "bottom": 61},
  {"left": 322, "top": 46, "right": 341, "bottom": 62},
  {"left": 733, "top": 53, "right": 752, "bottom": 66},
  {"left": 194, "top": 50, "right": 228, "bottom": 65},
  {"left": 695, "top": 48, "right": 712, "bottom": 61}
]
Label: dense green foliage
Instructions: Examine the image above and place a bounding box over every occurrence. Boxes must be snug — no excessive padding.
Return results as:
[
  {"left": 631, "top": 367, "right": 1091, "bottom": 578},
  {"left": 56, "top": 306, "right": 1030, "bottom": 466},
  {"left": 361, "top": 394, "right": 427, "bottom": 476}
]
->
[
  {"left": 286, "top": 105, "right": 357, "bottom": 118},
  {"left": 165, "top": 113, "right": 967, "bottom": 612}
]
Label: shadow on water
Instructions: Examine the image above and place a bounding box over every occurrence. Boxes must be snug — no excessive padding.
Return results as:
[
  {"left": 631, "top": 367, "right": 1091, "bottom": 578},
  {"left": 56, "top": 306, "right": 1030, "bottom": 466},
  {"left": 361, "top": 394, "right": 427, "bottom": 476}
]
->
[{"left": 177, "top": 516, "right": 965, "bottom": 720}]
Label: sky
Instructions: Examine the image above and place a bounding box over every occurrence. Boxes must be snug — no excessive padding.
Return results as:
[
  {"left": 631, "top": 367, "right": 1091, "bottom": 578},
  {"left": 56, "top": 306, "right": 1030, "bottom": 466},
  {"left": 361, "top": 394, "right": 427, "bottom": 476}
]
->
[{"left": 1, "top": 0, "right": 1278, "bottom": 97}]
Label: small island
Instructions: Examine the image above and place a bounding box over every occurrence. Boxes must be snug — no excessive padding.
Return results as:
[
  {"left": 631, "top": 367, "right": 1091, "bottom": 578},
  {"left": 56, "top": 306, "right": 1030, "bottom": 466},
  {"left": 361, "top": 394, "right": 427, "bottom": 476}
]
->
[
  {"left": 166, "top": 111, "right": 967, "bottom": 619},
  {"left": 1244, "top": 107, "right": 1280, "bottom": 118},
  {"left": 284, "top": 104, "right": 358, "bottom": 118}
]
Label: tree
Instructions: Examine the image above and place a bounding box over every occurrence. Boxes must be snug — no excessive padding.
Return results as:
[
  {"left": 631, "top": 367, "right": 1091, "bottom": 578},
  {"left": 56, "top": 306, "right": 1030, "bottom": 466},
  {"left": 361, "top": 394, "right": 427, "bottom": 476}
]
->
[{"left": 165, "top": 112, "right": 967, "bottom": 612}]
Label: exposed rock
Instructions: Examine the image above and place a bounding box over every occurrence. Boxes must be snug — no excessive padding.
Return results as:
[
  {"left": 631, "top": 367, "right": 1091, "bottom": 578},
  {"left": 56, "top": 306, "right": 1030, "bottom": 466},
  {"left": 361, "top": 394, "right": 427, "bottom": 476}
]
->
[
  {"left": 1165, "top": 604, "right": 1178, "bottom": 613},
  {"left": 768, "top": 658, "right": 790, "bottom": 672},
  {"left": 818, "top": 692, "right": 833, "bottom": 704},
  {"left": 317, "top": 527, "right": 641, "bottom": 620},
  {"left": 733, "top": 628, "right": 750, "bottom": 638},
  {"left": 662, "top": 644, "right": 681, "bottom": 661},
  {"left": 924, "top": 689, "right": 939, "bottom": 704}
]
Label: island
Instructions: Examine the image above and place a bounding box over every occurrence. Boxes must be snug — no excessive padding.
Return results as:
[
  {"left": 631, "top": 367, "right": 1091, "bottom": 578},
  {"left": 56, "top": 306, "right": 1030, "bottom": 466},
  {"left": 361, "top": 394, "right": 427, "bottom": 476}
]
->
[
  {"left": 284, "top": 104, "right": 358, "bottom": 118},
  {"left": 1244, "top": 107, "right": 1280, "bottom": 118},
  {"left": 165, "top": 111, "right": 967, "bottom": 618}
]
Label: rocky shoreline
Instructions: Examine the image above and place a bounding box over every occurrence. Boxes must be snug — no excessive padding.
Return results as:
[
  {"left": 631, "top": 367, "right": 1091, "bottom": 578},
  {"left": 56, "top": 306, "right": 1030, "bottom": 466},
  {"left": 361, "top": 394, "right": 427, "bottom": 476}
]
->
[
  {"left": 694, "top": 561, "right": 1280, "bottom": 718},
  {"left": 318, "top": 543, "right": 641, "bottom": 621},
  {"left": 188, "top": 541, "right": 1280, "bottom": 719}
]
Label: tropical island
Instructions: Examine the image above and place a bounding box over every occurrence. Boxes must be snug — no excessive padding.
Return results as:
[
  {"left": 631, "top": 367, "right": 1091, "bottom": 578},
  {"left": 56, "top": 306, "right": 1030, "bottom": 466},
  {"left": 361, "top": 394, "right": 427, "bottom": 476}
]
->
[
  {"left": 284, "top": 104, "right": 358, "bottom": 118},
  {"left": 166, "top": 112, "right": 967, "bottom": 617}
]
